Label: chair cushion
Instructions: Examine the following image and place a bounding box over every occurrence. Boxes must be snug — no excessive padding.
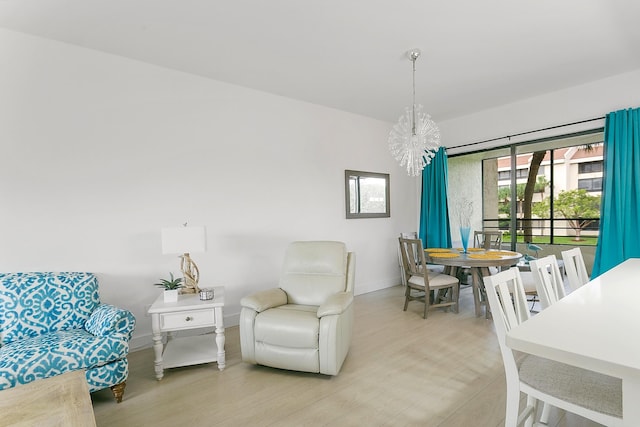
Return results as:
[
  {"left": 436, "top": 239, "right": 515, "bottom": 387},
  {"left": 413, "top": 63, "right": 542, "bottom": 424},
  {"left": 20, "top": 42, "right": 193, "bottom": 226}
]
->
[
  {"left": 0, "top": 329, "right": 129, "bottom": 390},
  {"left": 518, "top": 353, "right": 622, "bottom": 418},
  {"left": 255, "top": 305, "right": 319, "bottom": 348},
  {"left": 408, "top": 272, "right": 458, "bottom": 289}
]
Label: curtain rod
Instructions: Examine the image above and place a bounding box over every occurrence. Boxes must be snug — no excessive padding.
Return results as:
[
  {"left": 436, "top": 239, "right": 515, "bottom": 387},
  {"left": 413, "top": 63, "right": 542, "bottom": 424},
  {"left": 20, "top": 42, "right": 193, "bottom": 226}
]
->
[{"left": 447, "top": 116, "right": 605, "bottom": 150}]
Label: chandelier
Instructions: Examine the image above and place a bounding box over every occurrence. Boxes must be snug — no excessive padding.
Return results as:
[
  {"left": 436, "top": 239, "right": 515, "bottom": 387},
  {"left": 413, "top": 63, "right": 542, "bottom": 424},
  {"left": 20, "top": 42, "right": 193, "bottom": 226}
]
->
[{"left": 388, "top": 49, "right": 441, "bottom": 177}]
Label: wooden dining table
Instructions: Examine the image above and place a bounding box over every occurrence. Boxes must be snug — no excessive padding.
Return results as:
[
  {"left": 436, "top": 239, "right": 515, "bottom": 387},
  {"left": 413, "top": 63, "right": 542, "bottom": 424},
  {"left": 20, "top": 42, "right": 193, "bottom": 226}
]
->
[
  {"left": 424, "top": 248, "right": 523, "bottom": 317},
  {"left": 506, "top": 257, "right": 640, "bottom": 425}
]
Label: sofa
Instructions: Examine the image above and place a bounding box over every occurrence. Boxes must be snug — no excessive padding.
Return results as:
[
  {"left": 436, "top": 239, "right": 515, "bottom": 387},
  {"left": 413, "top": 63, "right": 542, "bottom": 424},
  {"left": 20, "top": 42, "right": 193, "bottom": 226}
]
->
[
  {"left": 240, "top": 241, "right": 355, "bottom": 375},
  {"left": 0, "top": 272, "right": 136, "bottom": 402}
]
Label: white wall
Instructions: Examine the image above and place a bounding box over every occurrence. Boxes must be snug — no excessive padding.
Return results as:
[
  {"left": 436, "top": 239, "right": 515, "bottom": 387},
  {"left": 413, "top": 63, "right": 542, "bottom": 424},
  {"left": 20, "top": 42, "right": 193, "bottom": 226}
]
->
[
  {"left": 0, "top": 29, "right": 419, "bottom": 350},
  {"left": 440, "top": 68, "right": 640, "bottom": 150}
]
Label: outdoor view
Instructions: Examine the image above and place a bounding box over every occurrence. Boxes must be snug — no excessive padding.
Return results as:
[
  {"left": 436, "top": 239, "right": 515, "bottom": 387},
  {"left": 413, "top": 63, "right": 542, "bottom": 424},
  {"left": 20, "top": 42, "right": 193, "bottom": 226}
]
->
[{"left": 483, "top": 141, "right": 603, "bottom": 246}]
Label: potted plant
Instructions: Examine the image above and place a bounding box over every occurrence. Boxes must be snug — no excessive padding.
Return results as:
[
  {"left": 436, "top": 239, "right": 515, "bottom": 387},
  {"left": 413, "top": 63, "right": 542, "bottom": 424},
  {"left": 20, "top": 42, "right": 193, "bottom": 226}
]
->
[{"left": 154, "top": 273, "right": 183, "bottom": 303}]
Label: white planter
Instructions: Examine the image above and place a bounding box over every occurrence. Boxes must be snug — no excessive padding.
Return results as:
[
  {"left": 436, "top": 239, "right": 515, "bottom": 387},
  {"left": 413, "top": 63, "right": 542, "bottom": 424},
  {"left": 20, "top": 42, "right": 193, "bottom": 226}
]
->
[{"left": 163, "top": 289, "right": 179, "bottom": 303}]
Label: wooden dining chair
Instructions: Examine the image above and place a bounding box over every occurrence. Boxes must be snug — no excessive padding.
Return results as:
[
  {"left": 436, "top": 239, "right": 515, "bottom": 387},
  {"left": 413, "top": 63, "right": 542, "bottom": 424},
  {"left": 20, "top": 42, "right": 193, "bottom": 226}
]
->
[
  {"left": 484, "top": 267, "right": 622, "bottom": 426},
  {"left": 398, "top": 237, "right": 459, "bottom": 319},
  {"left": 473, "top": 230, "right": 503, "bottom": 250},
  {"left": 561, "top": 247, "right": 590, "bottom": 291},
  {"left": 397, "top": 232, "right": 418, "bottom": 287},
  {"left": 529, "top": 255, "right": 566, "bottom": 310}
]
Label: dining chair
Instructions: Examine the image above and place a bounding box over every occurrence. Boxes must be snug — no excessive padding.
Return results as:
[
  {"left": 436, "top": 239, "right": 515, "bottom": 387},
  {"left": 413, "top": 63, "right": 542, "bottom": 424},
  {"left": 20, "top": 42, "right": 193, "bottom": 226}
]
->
[
  {"left": 483, "top": 267, "right": 622, "bottom": 426},
  {"left": 473, "top": 230, "right": 503, "bottom": 250},
  {"left": 398, "top": 232, "right": 418, "bottom": 286},
  {"left": 529, "top": 255, "right": 566, "bottom": 310},
  {"left": 398, "top": 237, "right": 459, "bottom": 319},
  {"left": 561, "top": 247, "right": 590, "bottom": 291}
]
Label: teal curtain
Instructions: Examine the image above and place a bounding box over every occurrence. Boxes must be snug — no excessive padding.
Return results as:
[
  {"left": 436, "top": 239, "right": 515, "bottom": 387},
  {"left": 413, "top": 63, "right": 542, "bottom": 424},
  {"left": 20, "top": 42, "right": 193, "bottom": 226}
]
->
[
  {"left": 419, "top": 147, "right": 452, "bottom": 248},
  {"left": 592, "top": 107, "right": 640, "bottom": 277}
]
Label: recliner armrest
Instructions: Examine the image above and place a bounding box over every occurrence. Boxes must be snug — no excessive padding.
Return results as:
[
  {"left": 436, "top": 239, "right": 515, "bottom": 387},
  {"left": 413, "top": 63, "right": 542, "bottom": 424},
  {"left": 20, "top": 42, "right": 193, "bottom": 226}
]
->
[
  {"left": 317, "top": 292, "right": 353, "bottom": 317},
  {"left": 241, "top": 288, "right": 287, "bottom": 312},
  {"left": 85, "top": 303, "right": 136, "bottom": 340}
]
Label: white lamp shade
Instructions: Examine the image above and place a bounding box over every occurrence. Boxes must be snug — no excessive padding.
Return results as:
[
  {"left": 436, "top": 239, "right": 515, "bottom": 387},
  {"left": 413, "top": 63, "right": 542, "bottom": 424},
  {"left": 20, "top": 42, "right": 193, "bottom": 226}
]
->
[{"left": 161, "top": 226, "right": 206, "bottom": 255}]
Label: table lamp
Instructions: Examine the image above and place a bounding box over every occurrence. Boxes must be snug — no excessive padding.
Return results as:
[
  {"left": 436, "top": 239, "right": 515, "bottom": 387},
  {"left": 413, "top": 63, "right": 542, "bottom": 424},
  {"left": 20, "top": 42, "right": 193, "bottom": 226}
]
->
[{"left": 161, "top": 225, "right": 206, "bottom": 294}]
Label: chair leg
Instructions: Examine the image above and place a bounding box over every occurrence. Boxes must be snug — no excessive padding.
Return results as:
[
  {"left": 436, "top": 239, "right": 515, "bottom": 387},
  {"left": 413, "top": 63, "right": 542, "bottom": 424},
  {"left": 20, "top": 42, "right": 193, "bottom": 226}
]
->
[
  {"left": 110, "top": 381, "right": 126, "bottom": 403},
  {"left": 452, "top": 285, "right": 459, "bottom": 313},
  {"left": 523, "top": 396, "right": 538, "bottom": 427},
  {"left": 403, "top": 286, "right": 411, "bottom": 311},
  {"left": 504, "top": 382, "right": 520, "bottom": 427},
  {"left": 539, "top": 402, "right": 551, "bottom": 424}
]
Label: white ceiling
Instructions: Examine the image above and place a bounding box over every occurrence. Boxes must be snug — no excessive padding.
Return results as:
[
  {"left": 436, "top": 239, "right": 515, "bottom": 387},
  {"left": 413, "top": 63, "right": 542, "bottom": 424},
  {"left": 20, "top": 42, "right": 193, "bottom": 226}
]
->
[{"left": 2, "top": 0, "right": 640, "bottom": 123}]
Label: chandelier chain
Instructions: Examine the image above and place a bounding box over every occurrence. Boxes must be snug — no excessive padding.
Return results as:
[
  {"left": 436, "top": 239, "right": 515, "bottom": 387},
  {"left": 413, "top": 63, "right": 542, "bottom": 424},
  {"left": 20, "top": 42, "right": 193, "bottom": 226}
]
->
[{"left": 412, "top": 55, "right": 417, "bottom": 136}]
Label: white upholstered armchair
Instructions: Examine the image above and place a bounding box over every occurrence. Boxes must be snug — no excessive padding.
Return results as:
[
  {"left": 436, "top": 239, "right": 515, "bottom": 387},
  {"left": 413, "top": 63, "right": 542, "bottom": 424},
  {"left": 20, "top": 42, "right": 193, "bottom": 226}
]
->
[{"left": 240, "top": 241, "right": 355, "bottom": 375}]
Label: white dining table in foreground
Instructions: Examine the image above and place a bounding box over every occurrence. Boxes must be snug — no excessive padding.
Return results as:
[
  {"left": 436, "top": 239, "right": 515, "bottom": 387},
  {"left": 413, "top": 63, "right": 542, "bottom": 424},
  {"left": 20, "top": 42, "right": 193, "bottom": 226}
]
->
[{"left": 506, "top": 257, "right": 640, "bottom": 425}]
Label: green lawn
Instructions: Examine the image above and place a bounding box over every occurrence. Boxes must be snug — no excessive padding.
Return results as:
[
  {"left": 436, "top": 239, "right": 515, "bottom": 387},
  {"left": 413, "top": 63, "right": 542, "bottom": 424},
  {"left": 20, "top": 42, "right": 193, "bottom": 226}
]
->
[{"left": 502, "top": 234, "right": 598, "bottom": 246}]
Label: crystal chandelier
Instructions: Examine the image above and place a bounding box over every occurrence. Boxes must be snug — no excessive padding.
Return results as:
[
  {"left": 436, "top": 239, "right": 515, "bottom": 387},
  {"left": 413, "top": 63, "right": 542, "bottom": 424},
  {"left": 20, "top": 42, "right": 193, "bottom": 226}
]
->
[{"left": 388, "top": 49, "right": 441, "bottom": 177}]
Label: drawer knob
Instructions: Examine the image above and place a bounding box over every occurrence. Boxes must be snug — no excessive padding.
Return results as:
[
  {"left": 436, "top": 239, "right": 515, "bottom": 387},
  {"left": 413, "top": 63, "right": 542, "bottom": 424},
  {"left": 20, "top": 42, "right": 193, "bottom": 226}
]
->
[{"left": 185, "top": 316, "right": 193, "bottom": 321}]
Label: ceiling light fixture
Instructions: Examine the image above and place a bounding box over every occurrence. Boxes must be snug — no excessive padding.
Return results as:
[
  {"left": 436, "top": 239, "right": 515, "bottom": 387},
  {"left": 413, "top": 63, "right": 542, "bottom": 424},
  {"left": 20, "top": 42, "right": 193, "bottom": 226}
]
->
[{"left": 388, "top": 49, "right": 441, "bottom": 177}]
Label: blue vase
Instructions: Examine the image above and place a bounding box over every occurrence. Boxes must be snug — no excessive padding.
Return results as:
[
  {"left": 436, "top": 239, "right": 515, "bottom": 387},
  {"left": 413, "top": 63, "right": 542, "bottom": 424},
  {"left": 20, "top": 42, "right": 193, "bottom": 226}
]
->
[{"left": 460, "top": 226, "right": 471, "bottom": 253}]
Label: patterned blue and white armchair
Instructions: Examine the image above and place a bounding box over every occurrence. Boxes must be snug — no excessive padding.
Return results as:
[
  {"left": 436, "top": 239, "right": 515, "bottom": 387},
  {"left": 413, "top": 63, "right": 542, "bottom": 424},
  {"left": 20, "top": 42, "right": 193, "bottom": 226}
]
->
[{"left": 0, "top": 272, "right": 136, "bottom": 402}]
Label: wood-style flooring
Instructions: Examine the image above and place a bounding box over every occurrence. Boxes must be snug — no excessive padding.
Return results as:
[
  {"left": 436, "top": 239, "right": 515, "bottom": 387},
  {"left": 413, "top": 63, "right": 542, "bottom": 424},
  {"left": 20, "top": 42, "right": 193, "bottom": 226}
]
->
[{"left": 91, "top": 285, "right": 603, "bottom": 426}]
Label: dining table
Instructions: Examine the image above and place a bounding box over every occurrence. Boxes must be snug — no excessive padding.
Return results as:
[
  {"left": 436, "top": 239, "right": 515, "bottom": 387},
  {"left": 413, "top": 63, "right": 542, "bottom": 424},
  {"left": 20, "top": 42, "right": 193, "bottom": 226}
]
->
[
  {"left": 424, "top": 248, "right": 523, "bottom": 317},
  {"left": 506, "top": 258, "right": 640, "bottom": 425}
]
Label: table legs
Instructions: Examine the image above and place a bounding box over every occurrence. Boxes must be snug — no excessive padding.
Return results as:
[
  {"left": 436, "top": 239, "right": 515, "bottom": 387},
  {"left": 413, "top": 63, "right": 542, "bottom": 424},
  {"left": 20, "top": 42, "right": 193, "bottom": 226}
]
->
[
  {"left": 623, "top": 373, "right": 640, "bottom": 425},
  {"left": 215, "top": 306, "right": 226, "bottom": 371},
  {"left": 152, "top": 331, "right": 164, "bottom": 380},
  {"left": 470, "top": 268, "right": 484, "bottom": 317}
]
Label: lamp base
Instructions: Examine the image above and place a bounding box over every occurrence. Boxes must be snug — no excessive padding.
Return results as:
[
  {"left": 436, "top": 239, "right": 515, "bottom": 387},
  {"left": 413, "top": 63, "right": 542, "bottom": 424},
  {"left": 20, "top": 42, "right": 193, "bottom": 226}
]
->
[{"left": 179, "top": 253, "right": 201, "bottom": 294}]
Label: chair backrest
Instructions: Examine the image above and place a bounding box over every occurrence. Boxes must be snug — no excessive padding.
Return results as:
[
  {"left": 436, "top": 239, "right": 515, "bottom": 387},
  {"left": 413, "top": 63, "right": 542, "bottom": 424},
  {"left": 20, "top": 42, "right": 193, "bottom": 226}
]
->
[
  {"left": 398, "top": 237, "right": 430, "bottom": 286},
  {"left": 0, "top": 272, "right": 100, "bottom": 345},
  {"left": 398, "top": 232, "right": 418, "bottom": 286},
  {"left": 474, "top": 231, "right": 503, "bottom": 250},
  {"left": 529, "top": 255, "right": 566, "bottom": 310},
  {"left": 483, "top": 267, "right": 530, "bottom": 380},
  {"left": 279, "top": 241, "right": 351, "bottom": 306},
  {"left": 561, "top": 247, "right": 589, "bottom": 291}
]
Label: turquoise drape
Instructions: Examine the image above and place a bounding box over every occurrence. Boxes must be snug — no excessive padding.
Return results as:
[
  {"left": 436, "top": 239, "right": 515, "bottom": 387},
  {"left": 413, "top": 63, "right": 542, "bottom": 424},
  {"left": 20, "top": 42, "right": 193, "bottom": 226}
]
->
[
  {"left": 592, "top": 107, "right": 640, "bottom": 278},
  {"left": 419, "top": 147, "right": 452, "bottom": 248}
]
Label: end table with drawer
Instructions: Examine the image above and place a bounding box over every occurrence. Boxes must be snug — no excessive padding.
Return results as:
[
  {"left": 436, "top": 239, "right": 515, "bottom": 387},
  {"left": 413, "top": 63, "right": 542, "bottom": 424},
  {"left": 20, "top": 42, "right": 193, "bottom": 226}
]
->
[{"left": 147, "top": 286, "right": 225, "bottom": 380}]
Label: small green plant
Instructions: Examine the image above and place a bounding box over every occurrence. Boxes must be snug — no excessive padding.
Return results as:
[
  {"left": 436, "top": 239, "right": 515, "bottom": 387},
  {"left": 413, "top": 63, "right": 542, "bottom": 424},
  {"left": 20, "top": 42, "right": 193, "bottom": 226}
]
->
[{"left": 154, "top": 273, "right": 183, "bottom": 290}]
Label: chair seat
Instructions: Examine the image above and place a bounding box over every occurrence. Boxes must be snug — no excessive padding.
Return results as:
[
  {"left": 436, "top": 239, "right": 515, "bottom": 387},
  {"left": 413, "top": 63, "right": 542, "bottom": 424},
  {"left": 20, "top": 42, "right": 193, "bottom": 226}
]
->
[
  {"left": 518, "top": 353, "right": 622, "bottom": 418},
  {"left": 255, "top": 305, "right": 319, "bottom": 348},
  {"left": 408, "top": 272, "right": 458, "bottom": 289},
  {"left": 0, "top": 329, "right": 129, "bottom": 390}
]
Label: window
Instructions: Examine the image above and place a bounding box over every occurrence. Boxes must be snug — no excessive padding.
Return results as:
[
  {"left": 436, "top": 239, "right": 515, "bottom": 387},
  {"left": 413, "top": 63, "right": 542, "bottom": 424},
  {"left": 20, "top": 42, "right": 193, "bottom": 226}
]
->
[
  {"left": 578, "top": 177, "right": 603, "bottom": 192},
  {"left": 498, "top": 168, "right": 529, "bottom": 181},
  {"left": 344, "top": 170, "right": 390, "bottom": 219},
  {"left": 579, "top": 161, "right": 603, "bottom": 174},
  {"left": 454, "top": 132, "right": 604, "bottom": 247}
]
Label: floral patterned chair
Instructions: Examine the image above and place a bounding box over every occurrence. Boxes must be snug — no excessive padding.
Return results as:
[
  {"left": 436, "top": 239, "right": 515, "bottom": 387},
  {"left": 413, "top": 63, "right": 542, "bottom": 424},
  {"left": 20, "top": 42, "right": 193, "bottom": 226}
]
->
[{"left": 0, "top": 272, "right": 136, "bottom": 402}]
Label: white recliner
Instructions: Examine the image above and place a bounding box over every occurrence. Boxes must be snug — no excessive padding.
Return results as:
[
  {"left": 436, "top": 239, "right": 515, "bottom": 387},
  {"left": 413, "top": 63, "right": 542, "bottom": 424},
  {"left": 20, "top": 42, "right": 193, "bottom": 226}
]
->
[{"left": 240, "top": 241, "right": 355, "bottom": 375}]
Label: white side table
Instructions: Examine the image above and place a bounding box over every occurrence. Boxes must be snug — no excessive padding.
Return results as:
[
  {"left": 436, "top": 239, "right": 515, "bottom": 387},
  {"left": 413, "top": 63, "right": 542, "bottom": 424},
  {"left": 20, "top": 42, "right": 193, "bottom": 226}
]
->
[{"left": 147, "top": 286, "right": 225, "bottom": 380}]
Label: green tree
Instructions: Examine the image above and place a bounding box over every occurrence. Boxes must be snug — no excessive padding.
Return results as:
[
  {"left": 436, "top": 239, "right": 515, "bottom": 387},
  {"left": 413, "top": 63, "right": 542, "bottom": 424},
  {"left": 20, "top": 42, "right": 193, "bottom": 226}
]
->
[
  {"left": 533, "top": 189, "right": 600, "bottom": 241},
  {"left": 498, "top": 184, "right": 526, "bottom": 216},
  {"left": 523, "top": 151, "right": 546, "bottom": 243}
]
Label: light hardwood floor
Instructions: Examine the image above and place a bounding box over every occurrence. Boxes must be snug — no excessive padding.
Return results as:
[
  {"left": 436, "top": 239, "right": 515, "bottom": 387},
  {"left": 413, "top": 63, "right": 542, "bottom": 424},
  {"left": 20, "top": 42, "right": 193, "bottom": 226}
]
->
[{"left": 92, "top": 285, "right": 603, "bottom": 426}]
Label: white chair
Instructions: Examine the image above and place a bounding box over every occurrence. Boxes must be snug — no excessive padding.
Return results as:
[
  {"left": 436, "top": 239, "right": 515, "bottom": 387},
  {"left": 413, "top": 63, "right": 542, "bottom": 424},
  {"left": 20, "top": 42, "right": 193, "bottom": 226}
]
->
[
  {"left": 527, "top": 255, "right": 567, "bottom": 424},
  {"left": 529, "top": 255, "right": 566, "bottom": 310},
  {"left": 240, "top": 241, "right": 355, "bottom": 375},
  {"left": 562, "top": 247, "right": 590, "bottom": 291},
  {"left": 483, "top": 267, "right": 622, "bottom": 426}
]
